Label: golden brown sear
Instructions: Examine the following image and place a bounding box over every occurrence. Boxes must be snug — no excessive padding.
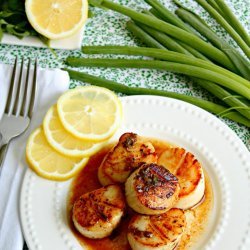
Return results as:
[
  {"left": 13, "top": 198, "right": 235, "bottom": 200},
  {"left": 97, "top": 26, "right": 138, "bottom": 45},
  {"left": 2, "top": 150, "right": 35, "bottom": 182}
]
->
[
  {"left": 158, "top": 147, "right": 205, "bottom": 210},
  {"left": 72, "top": 184, "right": 126, "bottom": 239},
  {"left": 158, "top": 147, "right": 186, "bottom": 173},
  {"left": 125, "top": 163, "right": 180, "bottom": 215},
  {"left": 98, "top": 133, "right": 158, "bottom": 186},
  {"left": 128, "top": 208, "right": 186, "bottom": 250}
]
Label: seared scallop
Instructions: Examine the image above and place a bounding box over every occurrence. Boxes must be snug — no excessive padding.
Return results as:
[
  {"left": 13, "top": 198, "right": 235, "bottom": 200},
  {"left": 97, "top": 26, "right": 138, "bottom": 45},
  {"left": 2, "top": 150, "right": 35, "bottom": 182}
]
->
[
  {"left": 72, "top": 184, "right": 125, "bottom": 239},
  {"left": 98, "top": 133, "right": 157, "bottom": 186},
  {"left": 125, "top": 163, "right": 180, "bottom": 215},
  {"left": 158, "top": 147, "right": 205, "bottom": 210},
  {"left": 128, "top": 208, "right": 186, "bottom": 250}
]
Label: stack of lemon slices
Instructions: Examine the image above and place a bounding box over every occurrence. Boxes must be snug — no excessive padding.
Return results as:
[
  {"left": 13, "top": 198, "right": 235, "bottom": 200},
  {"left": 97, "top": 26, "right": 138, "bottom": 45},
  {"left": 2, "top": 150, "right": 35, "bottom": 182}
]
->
[{"left": 26, "top": 86, "right": 123, "bottom": 181}]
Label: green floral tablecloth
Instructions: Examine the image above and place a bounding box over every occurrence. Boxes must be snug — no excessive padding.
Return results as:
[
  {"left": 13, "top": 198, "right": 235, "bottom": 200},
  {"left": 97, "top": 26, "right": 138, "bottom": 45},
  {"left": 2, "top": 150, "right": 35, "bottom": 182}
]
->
[{"left": 0, "top": 0, "right": 249, "bottom": 150}]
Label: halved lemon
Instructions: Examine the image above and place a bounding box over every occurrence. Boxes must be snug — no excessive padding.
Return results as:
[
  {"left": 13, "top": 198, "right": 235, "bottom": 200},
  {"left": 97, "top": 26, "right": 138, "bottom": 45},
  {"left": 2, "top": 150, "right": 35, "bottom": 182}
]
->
[
  {"left": 43, "top": 105, "right": 106, "bottom": 157},
  {"left": 25, "top": 0, "right": 88, "bottom": 40},
  {"left": 26, "top": 127, "right": 89, "bottom": 181},
  {"left": 57, "top": 86, "right": 123, "bottom": 141}
]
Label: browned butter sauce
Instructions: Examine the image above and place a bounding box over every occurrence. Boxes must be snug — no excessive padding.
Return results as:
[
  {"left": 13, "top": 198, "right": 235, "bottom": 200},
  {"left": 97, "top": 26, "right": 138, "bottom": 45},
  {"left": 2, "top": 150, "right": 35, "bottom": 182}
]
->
[{"left": 68, "top": 138, "right": 213, "bottom": 250}]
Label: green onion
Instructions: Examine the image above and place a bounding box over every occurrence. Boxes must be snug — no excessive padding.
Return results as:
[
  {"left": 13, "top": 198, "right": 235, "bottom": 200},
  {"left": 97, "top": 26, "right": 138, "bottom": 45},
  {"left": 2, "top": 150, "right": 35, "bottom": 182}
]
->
[
  {"left": 136, "top": 21, "right": 192, "bottom": 56},
  {"left": 215, "top": 0, "right": 250, "bottom": 47},
  {"left": 174, "top": 0, "right": 223, "bottom": 17},
  {"left": 65, "top": 68, "right": 250, "bottom": 127},
  {"left": 114, "top": 25, "right": 249, "bottom": 118},
  {"left": 223, "top": 51, "right": 250, "bottom": 81},
  {"left": 88, "top": 0, "right": 236, "bottom": 72},
  {"left": 149, "top": 8, "right": 165, "bottom": 20},
  {"left": 174, "top": 0, "right": 221, "bottom": 27},
  {"left": 193, "top": 78, "right": 250, "bottom": 119},
  {"left": 81, "top": 46, "right": 250, "bottom": 88},
  {"left": 144, "top": 0, "right": 192, "bottom": 33},
  {"left": 139, "top": 10, "right": 192, "bottom": 56},
  {"left": 206, "top": 0, "right": 223, "bottom": 15},
  {"left": 176, "top": 41, "right": 211, "bottom": 61},
  {"left": 66, "top": 57, "right": 250, "bottom": 100},
  {"left": 194, "top": 0, "right": 250, "bottom": 59},
  {"left": 126, "top": 21, "right": 165, "bottom": 49},
  {"left": 147, "top": 8, "right": 211, "bottom": 61},
  {"left": 175, "top": 8, "right": 250, "bottom": 80}
]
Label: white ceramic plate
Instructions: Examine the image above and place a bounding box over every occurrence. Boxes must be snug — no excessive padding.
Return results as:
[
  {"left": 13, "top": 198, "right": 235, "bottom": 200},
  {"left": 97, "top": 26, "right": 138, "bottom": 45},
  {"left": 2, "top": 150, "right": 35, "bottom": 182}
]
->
[
  {"left": 1, "top": 26, "right": 84, "bottom": 50},
  {"left": 20, "top": 95, "right": 250, "bottom": 250}
]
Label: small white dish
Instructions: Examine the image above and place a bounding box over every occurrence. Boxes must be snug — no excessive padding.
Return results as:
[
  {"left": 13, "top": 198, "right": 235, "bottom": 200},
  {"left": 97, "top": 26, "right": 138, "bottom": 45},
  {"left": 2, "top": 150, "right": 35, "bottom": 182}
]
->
[
  {"left": 20, "top": 95, "right": 250, "bottom": 250},
  {"left": 1, "top": 26, "right": 84, "bottom": 50}
]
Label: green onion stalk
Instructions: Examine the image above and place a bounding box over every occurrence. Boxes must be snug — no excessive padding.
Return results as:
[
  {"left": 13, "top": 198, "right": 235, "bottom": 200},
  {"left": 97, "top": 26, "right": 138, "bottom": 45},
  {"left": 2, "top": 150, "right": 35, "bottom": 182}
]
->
[
  {"left": 146, "top": 2, "right": 249, "bottom": 79},
  {"left": 144, "top": 0, "right": 192, "bottom": 33},
  {"left": 194, "top": 0, "right": 250, "bottom": 59},
  {"left": 66, "top": 57, "right": 250, "bottom": 101},
  {"left": 126, "top": 20, "right": 165, "bottom": 49},
  {"left": 135, "top": 21, "right": 192, "bottom": 56},
  {"left": 117, "top": 25, "right": 250, "bottom": 118},
  {"left": 65, "top": 68, "right": 250, "bottom": 127},
  {"left": 80, "top": 46, "right": 250, "bottom": 89},
  {"left": 122, "top": 21, "right": 250, "bottom": 118},
  {"left": 175, "top": 7, "right": 250, "bottom": 80},
  {"left": 214, "top": 0, "right": 250, "bottom": 47},
  {"left": 145, "top": 8, "right": 212, "bottom": 61},
  {"left": 89, "top": 0, "right": 237, "bottom": 72}
]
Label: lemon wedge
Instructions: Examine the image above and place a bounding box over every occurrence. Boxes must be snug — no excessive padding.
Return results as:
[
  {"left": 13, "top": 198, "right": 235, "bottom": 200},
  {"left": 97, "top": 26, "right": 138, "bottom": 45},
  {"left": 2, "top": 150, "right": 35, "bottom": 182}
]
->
[
  {"left": 26, "top": 127, "right": 89, "bottom": 181},
  {"left": 25, "top": 0, "right": 88, "bottom": 39},
  {"left": 57, "top": 86, "right": 123, "bottom": 141},
  {"left": 43, "top": 105, "right": 106, "bottom": 158}
]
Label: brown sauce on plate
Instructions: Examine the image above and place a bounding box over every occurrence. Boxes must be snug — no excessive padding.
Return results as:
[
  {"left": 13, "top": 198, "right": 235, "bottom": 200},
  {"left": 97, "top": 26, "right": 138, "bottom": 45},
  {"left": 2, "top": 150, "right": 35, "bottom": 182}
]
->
[{"left": 68, "top": 138, "right": 213, "bottom": 250}]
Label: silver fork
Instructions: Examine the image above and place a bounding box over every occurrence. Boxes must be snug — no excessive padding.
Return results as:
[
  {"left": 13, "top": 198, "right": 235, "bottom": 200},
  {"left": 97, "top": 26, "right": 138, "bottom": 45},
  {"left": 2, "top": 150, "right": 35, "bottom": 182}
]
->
[{"left": 0, "top": 57, "right": 37, "bottom": 168}]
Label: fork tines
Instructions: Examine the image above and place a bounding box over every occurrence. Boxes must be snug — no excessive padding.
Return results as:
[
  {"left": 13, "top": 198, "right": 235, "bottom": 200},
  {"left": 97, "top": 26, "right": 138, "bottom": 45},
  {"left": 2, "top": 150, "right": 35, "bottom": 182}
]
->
[{"left": 5, "top": 57, "right": 38, "bottom": 118}]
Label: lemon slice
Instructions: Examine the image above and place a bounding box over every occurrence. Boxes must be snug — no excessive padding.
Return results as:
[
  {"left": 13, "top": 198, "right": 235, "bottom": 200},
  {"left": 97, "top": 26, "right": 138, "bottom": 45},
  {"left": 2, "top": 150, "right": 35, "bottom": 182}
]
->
[
  {"left": 57, "top": 86, "right": 123, "bottom": 141},
  {"left": 25, "top": 0, "right": 88, "bottom": 40},
  {"left": 26, "top": 127, "right": 89, "bottom": 181},
  {"left": 43, "top": 105, "right": 106, "bottom": 157}
]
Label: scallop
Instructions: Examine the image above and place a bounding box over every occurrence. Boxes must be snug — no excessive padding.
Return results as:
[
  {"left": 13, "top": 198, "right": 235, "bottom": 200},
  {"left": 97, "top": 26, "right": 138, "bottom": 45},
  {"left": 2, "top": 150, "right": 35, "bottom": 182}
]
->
[
  {"left": 72, "top": 184, "right": 125, "bottom": 239},
  {"left": 128, "top": 208, "right": 186, "bottom": 250},
  {"left": 158, "top": 147, "right": 205, "bottom": 210},
  {"left": 125, "top": 163, "right": 180, "bottom": 215},
  {"left": 98, "top": 132, "right": 158, "bottom": 186}
]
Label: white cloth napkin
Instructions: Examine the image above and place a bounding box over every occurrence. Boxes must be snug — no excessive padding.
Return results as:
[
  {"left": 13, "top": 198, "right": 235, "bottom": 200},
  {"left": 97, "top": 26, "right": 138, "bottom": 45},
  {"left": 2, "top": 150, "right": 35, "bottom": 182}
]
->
[{"left": 0, "top": 63, "right": 70, "bottom": 250}]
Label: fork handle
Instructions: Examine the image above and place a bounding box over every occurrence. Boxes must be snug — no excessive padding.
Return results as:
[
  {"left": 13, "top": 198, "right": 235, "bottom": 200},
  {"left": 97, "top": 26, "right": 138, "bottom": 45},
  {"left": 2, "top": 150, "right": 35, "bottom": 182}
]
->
[{"left": 0, "top": 143, "right": 9, "bottom": 170}]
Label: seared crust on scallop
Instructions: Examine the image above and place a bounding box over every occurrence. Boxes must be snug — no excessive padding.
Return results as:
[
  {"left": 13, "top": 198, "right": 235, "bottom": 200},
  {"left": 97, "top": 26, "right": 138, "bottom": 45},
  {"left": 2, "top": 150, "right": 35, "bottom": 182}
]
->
[
  {"left": 98, "top": 133, "right": 157, "bottom": 186},
  {"left": 158, "top": 147, "right": 205, "bottom": 210},
  {"left": 125, "top": 163, "right": 180, "bottom": 215},
  {"left": 128, "top": 208, "right": 186, "bottom": 250},
  {"left": 158, "top": 147, "right": 186, "bottom": 173},
  {"left": 72, "top": 185, "right": 125, "bottom": 239}
]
